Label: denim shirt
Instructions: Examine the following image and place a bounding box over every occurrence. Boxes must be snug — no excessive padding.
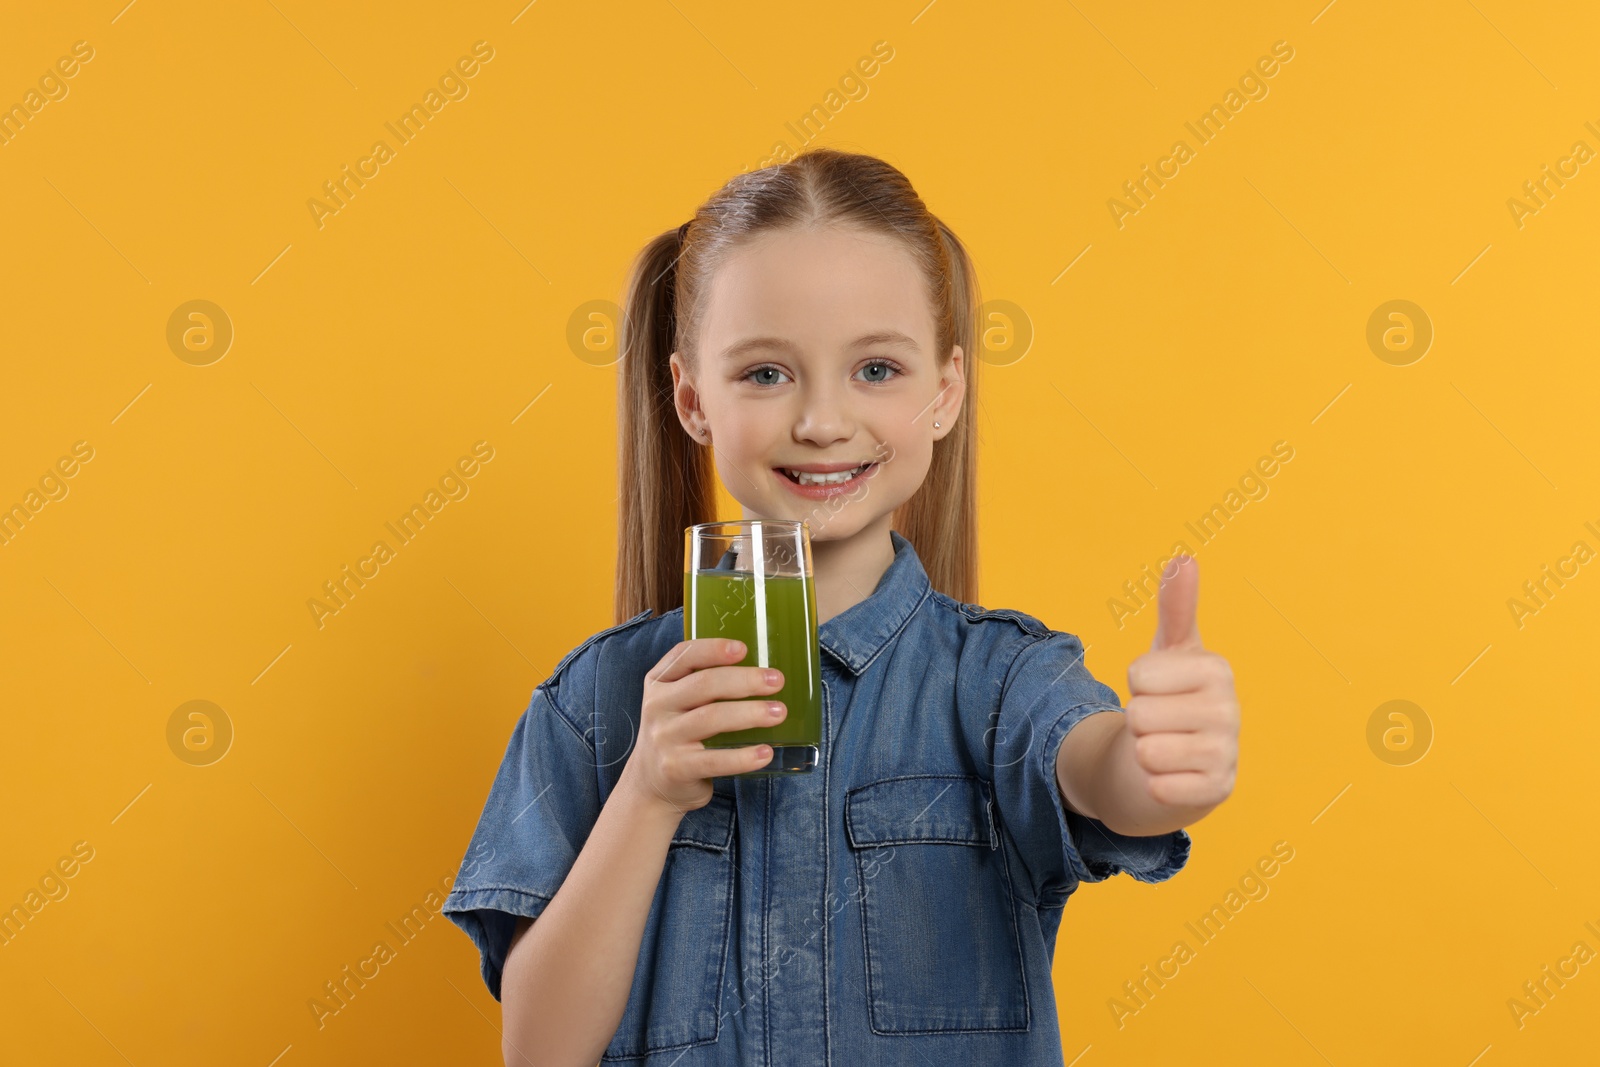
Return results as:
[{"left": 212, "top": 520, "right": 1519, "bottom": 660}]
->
[{"left": 444, "top": 530, "right": 1191, "bottom": 1065}]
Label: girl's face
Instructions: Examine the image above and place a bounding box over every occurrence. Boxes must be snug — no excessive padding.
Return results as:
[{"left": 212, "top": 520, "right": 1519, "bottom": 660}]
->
[{"left": 670, "top": 224, "right": 965, "bottom": 543}]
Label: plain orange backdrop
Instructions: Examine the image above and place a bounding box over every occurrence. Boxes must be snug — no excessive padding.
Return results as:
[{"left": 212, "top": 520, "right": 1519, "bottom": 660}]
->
[{"left": 1, "top": 1, "right": 1597, "bottom": 1064}]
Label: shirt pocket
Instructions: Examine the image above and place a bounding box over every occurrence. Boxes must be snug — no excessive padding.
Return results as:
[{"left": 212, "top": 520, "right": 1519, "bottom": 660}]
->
[
  {"left": 602, "top": 791, "right": 738, "bottom": 1061},
  {"left": 844, "top": 774, "right": 1031, "bottom": 1034}
]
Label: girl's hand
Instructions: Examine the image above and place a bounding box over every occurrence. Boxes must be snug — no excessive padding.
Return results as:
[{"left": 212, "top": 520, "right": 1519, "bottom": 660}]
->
[
  {"left": 617, "top": 638, "right": 786, "bottom": 816},
  {"left": 1123, "top": 556, "right": 1239, "bottom": 812}
]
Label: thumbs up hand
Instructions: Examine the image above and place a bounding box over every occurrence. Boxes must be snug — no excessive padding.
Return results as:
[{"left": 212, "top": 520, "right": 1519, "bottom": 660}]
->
[{"left": 1123, "top": 555, "right": 1239, "bottom": 814}]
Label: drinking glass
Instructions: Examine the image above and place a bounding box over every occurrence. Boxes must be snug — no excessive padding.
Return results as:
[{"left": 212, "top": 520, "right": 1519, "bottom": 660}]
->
[{"left": 683, "top": 519, "right": 821, "bottom": 775}]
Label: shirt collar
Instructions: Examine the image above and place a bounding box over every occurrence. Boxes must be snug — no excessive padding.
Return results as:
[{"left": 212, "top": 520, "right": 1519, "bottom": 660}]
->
[{"left": 817, "top": 529, "right": 933, "bottom": 676}]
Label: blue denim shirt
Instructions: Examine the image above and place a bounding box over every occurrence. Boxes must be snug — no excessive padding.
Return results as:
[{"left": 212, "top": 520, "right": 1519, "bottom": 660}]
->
[{"left": 444, "top": 530, "right": 1190, "bottom": 1065}]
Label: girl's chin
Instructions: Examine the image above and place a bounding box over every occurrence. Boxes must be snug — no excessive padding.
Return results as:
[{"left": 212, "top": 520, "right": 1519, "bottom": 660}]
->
[{"left": 729, "top": 506, "right": 875, "bottom": 538}]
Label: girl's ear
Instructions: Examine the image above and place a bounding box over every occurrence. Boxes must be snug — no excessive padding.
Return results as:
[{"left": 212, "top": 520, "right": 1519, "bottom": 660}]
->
[
  {"left": 669, "top": 351, "right": 707, "bottom": 439},
  {"left": 934, "top": 345, "right": 966, "bottom": 434}
]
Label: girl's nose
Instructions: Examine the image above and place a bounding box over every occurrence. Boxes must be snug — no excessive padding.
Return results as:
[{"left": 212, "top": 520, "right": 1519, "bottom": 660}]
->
[{"left": 792, "top": 387, "right": 855, "bottom": 446}]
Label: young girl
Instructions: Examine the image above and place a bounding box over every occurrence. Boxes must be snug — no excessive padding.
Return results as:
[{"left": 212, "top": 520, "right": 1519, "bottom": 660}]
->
[{"left": 444, "top": 148, "right": 1240, "bottom": 1066}]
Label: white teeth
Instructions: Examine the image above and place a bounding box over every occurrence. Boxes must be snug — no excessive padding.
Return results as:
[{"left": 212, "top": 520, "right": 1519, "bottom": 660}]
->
[{"left": 786, "top": 464, "right": 868, "bottom": 486}]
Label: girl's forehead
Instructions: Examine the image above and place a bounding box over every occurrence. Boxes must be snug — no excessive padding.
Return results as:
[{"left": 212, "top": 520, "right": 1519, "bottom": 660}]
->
[{"left": 699, "top": 226, "right": 935, "bottom": 350}]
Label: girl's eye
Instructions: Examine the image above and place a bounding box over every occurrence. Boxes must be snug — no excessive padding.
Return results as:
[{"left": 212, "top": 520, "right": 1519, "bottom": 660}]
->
[
  {"left": 744, "top": 365, "right": 790, "bottom": 386},
  {"left": 856, "top": 360, "right": 903, "bottom": 384}
]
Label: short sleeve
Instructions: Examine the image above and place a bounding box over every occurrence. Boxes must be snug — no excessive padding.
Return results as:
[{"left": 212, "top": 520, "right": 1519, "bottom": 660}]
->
[
  {"left": 442, "top": 683, "right": 601, "bottom": 1001},
  {"left": 990, "top": 631, "right": 1191, "bottom": 904}
]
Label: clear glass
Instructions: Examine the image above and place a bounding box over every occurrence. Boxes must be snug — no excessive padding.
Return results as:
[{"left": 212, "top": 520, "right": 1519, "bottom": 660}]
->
[{"left": 683, "top": 519, "right": 821, "bottom": 775}]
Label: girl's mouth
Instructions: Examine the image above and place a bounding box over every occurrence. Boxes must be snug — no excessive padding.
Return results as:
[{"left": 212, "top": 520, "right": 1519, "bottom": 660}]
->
[{"left": 773, "top": 462, "right": 878, "bottom": 497}]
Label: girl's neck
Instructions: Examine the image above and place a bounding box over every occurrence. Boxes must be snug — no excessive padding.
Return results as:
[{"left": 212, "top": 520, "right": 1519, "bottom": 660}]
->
[{"left": 804, "top": 513, "right": 898, "bottom": 626}]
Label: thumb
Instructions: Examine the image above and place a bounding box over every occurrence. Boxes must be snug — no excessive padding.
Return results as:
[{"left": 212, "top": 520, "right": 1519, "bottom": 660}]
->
[{"left": 1151, "top": 555, "right": 1202, "bottom": 651}]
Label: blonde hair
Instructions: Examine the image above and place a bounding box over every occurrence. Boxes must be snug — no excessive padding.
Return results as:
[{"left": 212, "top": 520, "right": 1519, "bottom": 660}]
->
[{"left": 614, "top": 147, "right": 982, "bottom": 623}]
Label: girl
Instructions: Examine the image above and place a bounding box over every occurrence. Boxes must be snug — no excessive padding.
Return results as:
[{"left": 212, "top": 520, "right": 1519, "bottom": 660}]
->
[{"left": 444, "top": 148, "right": 1240, "bottom": 1066}]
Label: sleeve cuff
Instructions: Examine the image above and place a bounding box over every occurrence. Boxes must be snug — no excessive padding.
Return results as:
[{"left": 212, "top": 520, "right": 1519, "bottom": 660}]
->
[
  {"left": 442, "top": 885, "right": 555, "bottom": 1003},
  {"left": 1042, "top": 702, "right": 1194, "bottom": 894}
]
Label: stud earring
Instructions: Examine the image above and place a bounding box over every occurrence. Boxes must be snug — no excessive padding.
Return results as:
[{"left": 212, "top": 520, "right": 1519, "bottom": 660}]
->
[{"left": 933, "top": 421, "right": 941, "bottom": 428}]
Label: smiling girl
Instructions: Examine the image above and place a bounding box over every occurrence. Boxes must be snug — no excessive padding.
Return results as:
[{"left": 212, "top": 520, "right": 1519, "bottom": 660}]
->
[{"left": 444, "top": 147, "right": 1240, "bottom": 1066}]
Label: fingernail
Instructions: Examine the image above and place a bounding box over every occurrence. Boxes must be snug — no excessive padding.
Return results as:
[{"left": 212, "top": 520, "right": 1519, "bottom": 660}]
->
[
  {"left": 728, "top": 640, "right": 745, "bottom": 656},
  {"left": 768, "top": 701, "right": 785, "bottom": 718},
  {"left": 757, "top": 745, "right": 772, "bottom": 759},
  {"left": 764, "top": 668, "right": 781, "bottom": 686}
]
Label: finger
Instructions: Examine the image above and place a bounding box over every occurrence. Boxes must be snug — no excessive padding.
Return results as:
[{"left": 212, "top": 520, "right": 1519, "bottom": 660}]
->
[
  {"left": 1124, "top": 691, "right": 1235, "bottom": 735},
  {"left": 1143, "top": 770, "right": 1233, "bottom": 809},
  {"left": 1151, "top": 554, "right": 1202, "bottom": 652},
  {"left": 1132, "top": 731, "right": 1227, "bottom": 773},
  {"left": 672, "top": 699, "right": 786, "bottom": 743},
  {"left": 669, "top": 663, "right": 784, "bottom": 710},
  {"left": 649, "top": 638, "right": 747, "bottom": 684},
  {"left": 1128, "top": 648, "right": 1230, "bottom": 695},
  {"left": 679, "top": 742, "right": 774, "bottom": 780}
]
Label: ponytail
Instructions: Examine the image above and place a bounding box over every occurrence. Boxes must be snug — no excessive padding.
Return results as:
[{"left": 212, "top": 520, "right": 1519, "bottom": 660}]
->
[
  {"left": 614, "top": 225, "right": 717, "bottom": 623},
  {"left": 892, "top": 219, "right": 981, "bottom": 605}
]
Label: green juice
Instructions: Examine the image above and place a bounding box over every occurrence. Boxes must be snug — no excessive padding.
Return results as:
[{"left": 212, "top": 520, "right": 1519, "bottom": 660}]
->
[{"left": 683, "top": 570, "right": 821, "bottom": 751}]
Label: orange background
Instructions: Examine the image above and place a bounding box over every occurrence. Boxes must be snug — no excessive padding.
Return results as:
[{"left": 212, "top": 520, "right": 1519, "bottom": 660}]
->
[{"left": 2, "top": 1, "right": 1597, "bottom": 1063}]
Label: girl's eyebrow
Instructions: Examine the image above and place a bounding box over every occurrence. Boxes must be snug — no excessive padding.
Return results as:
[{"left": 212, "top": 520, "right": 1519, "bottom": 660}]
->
[{"left": 719, "top": 331, "right": 920, "bottom": 362}]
